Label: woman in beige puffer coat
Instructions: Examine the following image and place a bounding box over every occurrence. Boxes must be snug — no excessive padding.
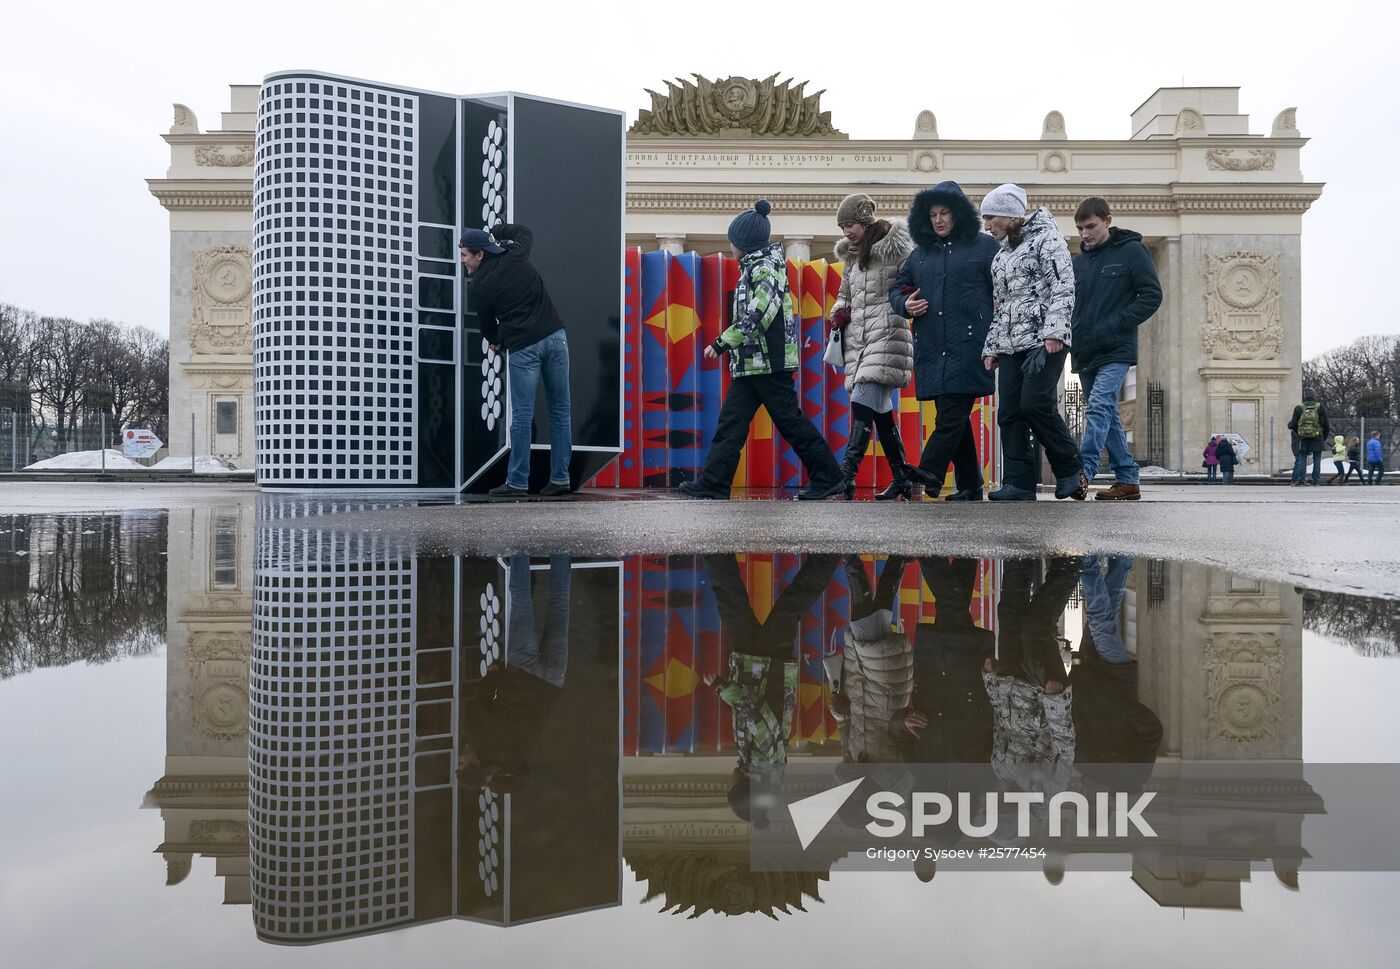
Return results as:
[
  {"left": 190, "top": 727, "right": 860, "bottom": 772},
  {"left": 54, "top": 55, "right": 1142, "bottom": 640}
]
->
[{"left": 830, "top": 194, "right": 917, "bottom": 499}]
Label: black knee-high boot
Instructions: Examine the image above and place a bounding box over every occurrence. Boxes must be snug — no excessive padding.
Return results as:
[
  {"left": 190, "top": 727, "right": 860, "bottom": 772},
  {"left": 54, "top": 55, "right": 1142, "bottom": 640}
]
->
[
  {"left": 840, "top": 420, "right": 873, "bottom": 500},
  {"left": 875, "top": 420, "right": 913, "bottom": 501}
]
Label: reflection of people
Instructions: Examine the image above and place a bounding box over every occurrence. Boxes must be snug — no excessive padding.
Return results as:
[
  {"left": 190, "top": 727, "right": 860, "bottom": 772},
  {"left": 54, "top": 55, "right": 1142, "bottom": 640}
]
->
[
  {"left": 456, "top": 554, "right": 571, "bottom": 790},
  {"left": 1073, "top": 555, "right": 1163, "bottom": 789},
  {"left": 703, "top": 553, "right": 837, "bottom": 824},
  {"left": 895, "top": 557, "right": 996, "bottom": 767},
  {"left": 825, "top": 557, "right": 912, "bottom": 763},
  {"left": 460, "top": 223, "right": 574, "bottom": 500},
  {"left": 983, "top": 558, "right": 1079, "bottom": 802}
]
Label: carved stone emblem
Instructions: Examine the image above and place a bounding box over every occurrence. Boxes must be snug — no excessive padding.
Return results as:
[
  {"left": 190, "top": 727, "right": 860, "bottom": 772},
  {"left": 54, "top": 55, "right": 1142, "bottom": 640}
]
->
[
  {"left": 189, "top": 633, "right": 249, "bottom": 741},
  {"left": 189, "top": 820, "right": 249, "bottom": 845},
  {"left": 190, "top": 246, "right": 252, "bottom": 354},
  {"left": 913, "top": 151, "right": 940, "bottom": 173},
  {"left": 1204, "top": 632, "right": 1282, "bottom": 743},
  {"left": 195, "top": 144, "right": 254, "bottom": 167},
  {"left": 1175, "top": 108, "right": 1205, "bottom": 136},
  {"left": 1040, "top": 150, "right": 1069, "bottom": 173},
  {"left": 1206, "top": 148, "right": 1277, "bottom": 172},
  {"left": 1203, "top": 251, "right": 1282, "bottom": 360},
  {"left": 631, "top": 74, "right": 844, "bottom": 138}
]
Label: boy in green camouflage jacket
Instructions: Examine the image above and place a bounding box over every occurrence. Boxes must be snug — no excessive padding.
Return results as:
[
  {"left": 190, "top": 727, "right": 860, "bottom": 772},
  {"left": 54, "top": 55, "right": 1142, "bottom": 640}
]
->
[{"left": 680, "top": 199, "right": 845, "bottom": 500}]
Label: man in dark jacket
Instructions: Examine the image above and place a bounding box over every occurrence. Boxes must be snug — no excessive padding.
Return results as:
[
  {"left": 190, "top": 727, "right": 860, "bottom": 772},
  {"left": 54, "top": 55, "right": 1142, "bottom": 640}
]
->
[
  {"left": 461, "top": 223, "right": 572, "bottom": 499},
  {"left": 1070, "top": 197, "right": 1163, "bottom": 501},
  {"left": 1287, "top": 387, "right": 1331, "bottom": 486},
  {"left": 890, "top": 181, "right": 1001, "bottom": 501}
]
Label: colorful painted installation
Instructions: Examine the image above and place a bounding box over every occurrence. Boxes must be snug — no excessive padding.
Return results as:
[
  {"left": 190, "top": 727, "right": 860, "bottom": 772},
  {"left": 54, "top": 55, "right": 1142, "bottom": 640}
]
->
[
  {"left": 586, "top": 250, "right": 999, "bottom": 493},
  {"left": 622, "top": 554, "right": 999, "bottom": 757}
]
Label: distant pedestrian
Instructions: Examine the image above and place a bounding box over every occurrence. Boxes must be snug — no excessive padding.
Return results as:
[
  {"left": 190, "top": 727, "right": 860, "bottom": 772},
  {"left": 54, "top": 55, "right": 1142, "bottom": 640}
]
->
[
  {"left": 1345, "top": 436, "right": 1364, "bottom": 483},
  {"left": 1287, "top": 387, "right": 1330, "bottom": 486},
  {"left": 979, "top": 183, "right": 1087, "bottom": 502},
  {"left": 829, "top": 194, "right": 917, "bottom": 500},
  {"left": 1367, "top": 431, "right": 1386, "bottom": 485},
  {"left": 1202, "top": 435, "right": 1220, "bottom": 482},
  {"left": 1070, "top": 197, "right": 1163, "bottom": 501},
  {"left": 1216, "top": 436, "right": 1238, "bottom": 483},
  {"left": 681, "top": 200, "right": 846, "bottom": 500},
  {"left": 1328, "top": 434, "right": 1347, "bottom": 485}
]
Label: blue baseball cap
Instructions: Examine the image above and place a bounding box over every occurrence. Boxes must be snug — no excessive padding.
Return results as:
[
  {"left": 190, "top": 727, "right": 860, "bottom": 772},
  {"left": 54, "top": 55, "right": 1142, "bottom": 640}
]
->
[{"left": 458, "top": 228, "right": 505, "bottom": 254}]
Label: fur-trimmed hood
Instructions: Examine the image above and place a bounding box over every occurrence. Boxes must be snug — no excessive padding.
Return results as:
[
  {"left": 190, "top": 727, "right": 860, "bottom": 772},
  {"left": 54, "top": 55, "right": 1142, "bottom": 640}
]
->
[
  {"left": 834, "top": 218, "right": 912, "bottom": 263},
  {"left": 908, "top": 181, "right": 981, "bottom": 249}
]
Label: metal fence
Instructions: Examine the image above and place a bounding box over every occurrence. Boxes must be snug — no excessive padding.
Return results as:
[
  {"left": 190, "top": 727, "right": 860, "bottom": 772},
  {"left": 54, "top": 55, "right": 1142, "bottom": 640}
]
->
[{"left": 3, "top": 412, "right": 247, "bottom": 474}]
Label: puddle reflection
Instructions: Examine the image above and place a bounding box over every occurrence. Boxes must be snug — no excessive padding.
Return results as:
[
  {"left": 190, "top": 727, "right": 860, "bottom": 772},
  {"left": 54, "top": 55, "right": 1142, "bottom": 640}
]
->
[{"left": 2, "top": 505, "right": 1400, "bottom": 954}]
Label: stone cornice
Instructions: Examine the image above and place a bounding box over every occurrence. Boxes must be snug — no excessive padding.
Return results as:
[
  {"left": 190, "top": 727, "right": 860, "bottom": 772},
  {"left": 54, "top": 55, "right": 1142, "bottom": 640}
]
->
[
  {"left": 626, "top": 186, "right": 1325, "bottom": 216},
  {"left": 163, "top": 132, "right": 255, "bottom": 145},
  {"left": 627, "top": 136, "right": 1310, "bottom": 150},
  {"left": 149, "top": 178, "right": 252, "bottom": 211}
]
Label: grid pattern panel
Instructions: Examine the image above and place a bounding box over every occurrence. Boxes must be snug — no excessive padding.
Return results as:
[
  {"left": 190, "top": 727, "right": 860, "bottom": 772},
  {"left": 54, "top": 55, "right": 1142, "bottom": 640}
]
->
[
  {"left": 253, "top": 76, "right": 418, "bottom": 484},
  {"left": 249, "top": 512, "right": 416, "bottom": 942}
]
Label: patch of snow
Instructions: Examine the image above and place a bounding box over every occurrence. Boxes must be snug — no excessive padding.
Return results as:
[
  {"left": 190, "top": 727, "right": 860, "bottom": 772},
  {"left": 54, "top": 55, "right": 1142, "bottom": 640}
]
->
[
  {"left": 148, "top": 454, "right": 244, "bottom": 473},
  {"left": 25, "top": 449, "right": 146, "bottom": 471}
]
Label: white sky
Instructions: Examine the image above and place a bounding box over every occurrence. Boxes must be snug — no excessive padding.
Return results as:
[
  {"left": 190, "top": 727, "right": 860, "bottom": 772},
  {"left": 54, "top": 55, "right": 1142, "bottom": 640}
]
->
[{"left": 1, "top": 0, "right": 1395, "bottom": 359}]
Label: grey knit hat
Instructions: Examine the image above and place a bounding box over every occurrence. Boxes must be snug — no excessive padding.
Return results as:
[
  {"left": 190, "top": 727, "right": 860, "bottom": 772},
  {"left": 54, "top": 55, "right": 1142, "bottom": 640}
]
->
[
  {"left": 727, "top": 198, "right": 773, "bottom": 254},
  {"left": 981, "top": 183, "right": 1028, "bottom": 219},
  {"left": 836, "top": 193, "right": 877, "bottom": 225}
]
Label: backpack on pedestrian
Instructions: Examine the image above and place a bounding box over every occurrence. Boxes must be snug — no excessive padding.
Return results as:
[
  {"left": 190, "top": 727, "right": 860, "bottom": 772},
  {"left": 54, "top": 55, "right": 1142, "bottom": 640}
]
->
[{"left": 1296, "top": 402, "right": 1324, "bottom": 440}]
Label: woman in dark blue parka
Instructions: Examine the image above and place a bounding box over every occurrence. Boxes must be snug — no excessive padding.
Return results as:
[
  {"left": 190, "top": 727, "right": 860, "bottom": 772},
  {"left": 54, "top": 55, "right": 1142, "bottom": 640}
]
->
[{"left": 889, "top": 182, "right": 1001, "bottom": 501}]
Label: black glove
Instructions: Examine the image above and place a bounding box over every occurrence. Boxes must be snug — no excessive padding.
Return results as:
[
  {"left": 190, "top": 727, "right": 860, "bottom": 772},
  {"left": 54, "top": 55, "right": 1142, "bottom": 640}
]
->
[{"left": 1021, "top": 345, "right": 1048, "bottom": 376}]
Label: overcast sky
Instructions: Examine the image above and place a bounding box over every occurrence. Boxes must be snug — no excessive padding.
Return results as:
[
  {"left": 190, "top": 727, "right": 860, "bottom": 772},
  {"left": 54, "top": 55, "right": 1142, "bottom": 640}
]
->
[{"left": 1, "top": 0, "right": 1393, "bottom": 359}]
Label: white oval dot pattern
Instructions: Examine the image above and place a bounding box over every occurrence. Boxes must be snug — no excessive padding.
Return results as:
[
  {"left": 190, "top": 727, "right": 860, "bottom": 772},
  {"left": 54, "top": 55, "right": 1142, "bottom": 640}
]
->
[
  {"left": 477, "top": 788, "right": 500, "bottom": 896},
  {"left": 481, "top": 340, "right": 503, "bottom": 430},
  {"left": 477, "top": 582, "right": 501, "bottom": 676},
  {"left": 478, "top": 118, "right": 506, "bottom": 432}
]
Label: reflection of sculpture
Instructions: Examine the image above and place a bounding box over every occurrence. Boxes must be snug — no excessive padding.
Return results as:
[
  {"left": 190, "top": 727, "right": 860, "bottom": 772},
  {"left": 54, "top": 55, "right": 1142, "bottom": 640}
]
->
[{"left": 631, "top": 74, "right": 844, "bottom": 137}]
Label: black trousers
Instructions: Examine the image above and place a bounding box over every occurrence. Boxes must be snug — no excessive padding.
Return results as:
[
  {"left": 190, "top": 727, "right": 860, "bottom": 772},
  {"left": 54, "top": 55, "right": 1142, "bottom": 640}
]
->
[
  {"left": 996, "top": 348, "right": 1083, "bottom": 489},
  {"left": 697, "top": 371, "right": 841, "bottom": 490},
  {"left": 706, "top": 553, "right": 837, "bottom": 658},
  {"left": 916, "top": 393, "right": 983, "bottom": 493}
]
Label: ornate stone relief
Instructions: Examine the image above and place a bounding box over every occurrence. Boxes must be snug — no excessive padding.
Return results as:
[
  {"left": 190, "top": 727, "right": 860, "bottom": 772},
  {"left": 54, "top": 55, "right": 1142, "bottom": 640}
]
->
[
  {"left": 1271, "top": 107, "right": 1298, "bottom": 136},
  {"left": 1206, "top": 148, "right": 1277, "bottom": 172},
  {"left": 1042, "top": 110, "right": 1067, "bottom": 140},
  {"left": 190, "top": 246, "right": 252, "bottom": 354},
  {"left": 631, "top": 74, "right": 843, "bottom": 137},
  {"left": 171, "top": 103, "right": 198, "bottom": 134},
  {"left": 189, "top": 632, "right": 250, "bottom": 741},
  {"left": 1203, "top": 251, "right": 1282, "bottom": 360},
  {"left": 1204, "top": 632, "right": 1282, "bottom": 743},
  {"left": 195, "top": 144, "right": 254, "bottom": 167},
  {"left": 187, "top": 372, "right": 251, "bottom": 391},
  {"left": 913, "top": 151, "right": 941, "bottom": 173},
  {"left": 189, "top": 820, "right": 249, "bottom": 845},
  {"left": 913, "top": 110, "right": 938, "bottom": 139},
  {"left": 1175, "top": 108, "right": 1205, "bottom": 136},
  {"left": 1040, "top": 150, "right": 1069, "bottom": 173}
]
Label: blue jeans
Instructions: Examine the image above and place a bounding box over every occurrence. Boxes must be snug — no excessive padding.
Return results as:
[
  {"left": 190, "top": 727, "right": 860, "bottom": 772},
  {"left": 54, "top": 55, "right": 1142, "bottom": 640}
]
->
[
  {"left": 507, "top": 553, "right": 570, "bottom": 687},
  {"left": 1081, "top": 554, "right": 1133, "bottom": 664},
  {"left": 506, "top": 330, "right": 572, "bottom": 489},
  {"left": 1292, "top": 449, "right": 1322, "bottom": 485},
  {"left": 1206, "top": 464, "right": 1218, "bottom": 481},
  {"left": 1079, "top": 364, "right": 1139, "bottom": 484}
]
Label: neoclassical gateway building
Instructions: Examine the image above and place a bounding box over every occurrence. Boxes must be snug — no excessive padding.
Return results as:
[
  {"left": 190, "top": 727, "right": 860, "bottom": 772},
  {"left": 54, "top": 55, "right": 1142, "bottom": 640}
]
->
[{"left": 150, "top": 77, "right": 1322, "bottom": 476}]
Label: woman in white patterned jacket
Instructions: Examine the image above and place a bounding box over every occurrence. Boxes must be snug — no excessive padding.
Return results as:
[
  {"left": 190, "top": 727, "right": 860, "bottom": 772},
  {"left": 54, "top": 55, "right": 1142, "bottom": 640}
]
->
[{"left": 979, "top": 183, "right": 1089, "bottom": 502}]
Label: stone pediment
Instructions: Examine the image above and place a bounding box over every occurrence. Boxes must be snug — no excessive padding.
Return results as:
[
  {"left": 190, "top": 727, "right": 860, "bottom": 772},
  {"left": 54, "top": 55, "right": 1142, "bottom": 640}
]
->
[{"left": 631, "top": 74, "right": 845, "bottom": 138}]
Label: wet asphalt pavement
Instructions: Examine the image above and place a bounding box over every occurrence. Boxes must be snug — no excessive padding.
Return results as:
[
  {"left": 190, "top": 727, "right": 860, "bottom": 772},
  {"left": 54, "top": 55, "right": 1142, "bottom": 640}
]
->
[{"left": 4, "top": 481, "right": 1396, "bottom": 599}]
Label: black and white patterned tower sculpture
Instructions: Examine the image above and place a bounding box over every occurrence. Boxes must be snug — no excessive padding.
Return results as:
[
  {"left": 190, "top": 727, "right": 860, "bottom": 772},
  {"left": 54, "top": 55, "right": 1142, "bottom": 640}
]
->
[{"left": 253, "top": 71, "right": 624, "bottom": 490}]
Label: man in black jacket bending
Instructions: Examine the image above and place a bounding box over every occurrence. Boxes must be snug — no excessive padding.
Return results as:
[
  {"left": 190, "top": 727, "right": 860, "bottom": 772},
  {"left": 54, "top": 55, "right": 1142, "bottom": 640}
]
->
[
  {"left": 461, "top": 223, "right": 572, "bottom": 499},
  {"left": 1070, "top": 197, "right": 1162, "bottom": 501}
]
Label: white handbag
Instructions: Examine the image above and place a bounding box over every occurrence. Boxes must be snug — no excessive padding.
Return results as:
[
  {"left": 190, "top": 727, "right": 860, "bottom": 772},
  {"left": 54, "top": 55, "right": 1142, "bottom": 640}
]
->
[{"left": 823, "top": 327, "right": 845, "bottom": 368}]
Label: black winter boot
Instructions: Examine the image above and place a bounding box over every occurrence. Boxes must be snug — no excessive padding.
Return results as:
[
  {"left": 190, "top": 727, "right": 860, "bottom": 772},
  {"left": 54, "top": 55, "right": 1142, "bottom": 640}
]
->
[
  {"left": 875, "top": 427, "right": 914, "bottom": 501},
  {"left": 838, "top": 420, "right": 873, "bottom": 500}
]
